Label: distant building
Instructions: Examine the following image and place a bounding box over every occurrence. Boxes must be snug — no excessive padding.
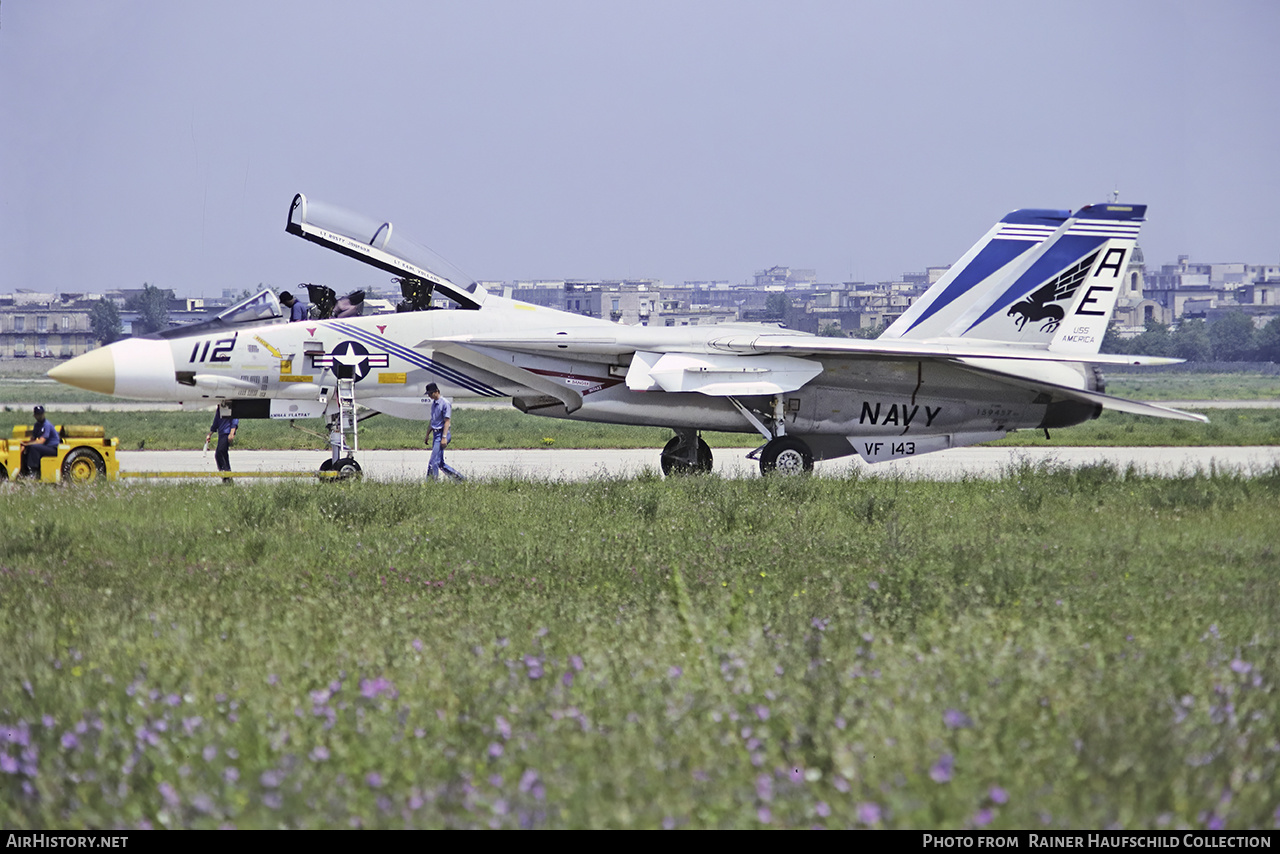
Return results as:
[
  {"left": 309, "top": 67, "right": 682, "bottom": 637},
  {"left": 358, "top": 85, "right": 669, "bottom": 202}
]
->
[{"left": 0, "top": 292, "right": 99, "bottom": 359}]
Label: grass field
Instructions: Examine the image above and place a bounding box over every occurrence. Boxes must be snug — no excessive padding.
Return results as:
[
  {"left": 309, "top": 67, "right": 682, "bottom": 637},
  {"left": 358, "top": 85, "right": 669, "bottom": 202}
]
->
[
  {"left": 2, "top": 467, "right": 1279, "bottom": 828},
  {"left": 1104, "top": 373, "right": 1280, "bottom": 401}
]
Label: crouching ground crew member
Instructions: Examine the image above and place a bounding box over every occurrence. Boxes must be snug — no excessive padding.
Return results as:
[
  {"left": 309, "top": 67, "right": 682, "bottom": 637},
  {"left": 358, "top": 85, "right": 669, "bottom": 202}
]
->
[
  {"left": 425, "top": 382, "right": 465, "bottom": 481},
  {"left": 18, "top": 405, "right": 59, "bottom": 478},
  {"left": 206, "top": 408, "right": 239, "bottom": 484}
]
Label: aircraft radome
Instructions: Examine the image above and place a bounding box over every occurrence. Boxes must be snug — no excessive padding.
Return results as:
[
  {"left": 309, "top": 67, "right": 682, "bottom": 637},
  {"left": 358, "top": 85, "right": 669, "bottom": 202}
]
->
[{"left": 49, "top": 194, "right": 1206, "bottom": 478}]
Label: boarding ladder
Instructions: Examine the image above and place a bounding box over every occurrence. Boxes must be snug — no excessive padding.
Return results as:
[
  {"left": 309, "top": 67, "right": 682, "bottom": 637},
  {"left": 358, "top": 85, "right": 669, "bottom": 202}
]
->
[{"left": 327, "top": 376, "right": 358, "bottom": 463}]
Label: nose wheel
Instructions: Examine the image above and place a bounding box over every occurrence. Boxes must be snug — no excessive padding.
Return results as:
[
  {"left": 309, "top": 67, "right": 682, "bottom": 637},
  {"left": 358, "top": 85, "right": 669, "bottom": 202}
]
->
[{"left": 319, "top": 457, "right": 362, "bottom": 480}]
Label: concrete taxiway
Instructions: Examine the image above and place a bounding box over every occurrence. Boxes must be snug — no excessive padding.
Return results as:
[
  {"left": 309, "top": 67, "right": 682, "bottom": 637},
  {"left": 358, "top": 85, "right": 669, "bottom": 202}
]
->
[{"left": 104, "top": 445, "right": 1280, "bottom": 483}]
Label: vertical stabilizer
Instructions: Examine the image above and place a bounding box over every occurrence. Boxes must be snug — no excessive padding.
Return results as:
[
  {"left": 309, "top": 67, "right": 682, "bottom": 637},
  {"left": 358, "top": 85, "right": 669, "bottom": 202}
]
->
[
  {"left": 884, "top": 204, "right": 1144, "bottom": 353},
  {"left": 882, "top": 209, "right": 1069, "bottom": 340}
]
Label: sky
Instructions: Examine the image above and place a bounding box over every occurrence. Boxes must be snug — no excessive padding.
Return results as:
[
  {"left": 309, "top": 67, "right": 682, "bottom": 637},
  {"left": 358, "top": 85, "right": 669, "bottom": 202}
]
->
[{"left": 2, "top": 0, "right": 1278, "bottom": 298}]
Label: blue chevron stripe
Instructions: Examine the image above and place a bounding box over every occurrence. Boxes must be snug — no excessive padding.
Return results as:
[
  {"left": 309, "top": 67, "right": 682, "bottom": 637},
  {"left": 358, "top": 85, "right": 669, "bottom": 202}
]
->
[
  {"left": 905, "top": 239, "right": 1035, "bottom": 333},
  {"left": 330, "top": 321, "right": 504, "bottom": 396},
  {"left": 964, "top": 234, "right": 1106, "bottom": 332}
]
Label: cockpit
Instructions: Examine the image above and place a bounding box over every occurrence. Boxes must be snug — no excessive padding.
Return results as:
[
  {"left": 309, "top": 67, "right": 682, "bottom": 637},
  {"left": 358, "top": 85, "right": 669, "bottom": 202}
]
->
[{"left": 153, "top": 289, "right": 284, "bottom": 340}]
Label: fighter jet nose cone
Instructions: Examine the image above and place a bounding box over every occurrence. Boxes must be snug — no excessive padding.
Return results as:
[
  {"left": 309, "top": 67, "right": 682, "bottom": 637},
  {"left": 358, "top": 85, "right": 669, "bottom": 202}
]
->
[{"left": 48, "top": 347, "right": 116, "bottom": 395}]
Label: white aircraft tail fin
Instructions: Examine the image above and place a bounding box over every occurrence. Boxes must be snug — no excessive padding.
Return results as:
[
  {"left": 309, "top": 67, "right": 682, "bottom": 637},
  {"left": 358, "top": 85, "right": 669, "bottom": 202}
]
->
[{"left": 883, "top": 204, "right": 1144, "bottom": 354}]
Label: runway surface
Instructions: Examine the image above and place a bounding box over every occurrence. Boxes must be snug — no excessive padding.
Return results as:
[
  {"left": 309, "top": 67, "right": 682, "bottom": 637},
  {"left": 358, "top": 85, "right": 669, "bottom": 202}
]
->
[{"left": 109, "top": 445, "right": 1280, "bottom": 483}]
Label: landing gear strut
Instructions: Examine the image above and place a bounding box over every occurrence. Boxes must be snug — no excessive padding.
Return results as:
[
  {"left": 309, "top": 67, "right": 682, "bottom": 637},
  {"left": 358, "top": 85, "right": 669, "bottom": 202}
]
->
[
  {"left": 660, "top": 430, "right": 713, "bottom": 476},
  {"left": 732, "top": 395, "right": 815, "bottom": 476}
]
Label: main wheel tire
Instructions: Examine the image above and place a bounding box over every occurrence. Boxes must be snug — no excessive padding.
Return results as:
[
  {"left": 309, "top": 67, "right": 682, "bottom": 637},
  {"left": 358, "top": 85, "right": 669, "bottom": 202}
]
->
[
  {"left": 759, "top": 436, "right": 813, "bottom": 476},
  {"left": 660, "top": 436, "right": 713, "bottom": 476},
  {"left": 0, "top": 465, "right": 8, "bottom": 482},
  {"left": 61, "top": 447, "right": 107, "bottom": 483},
  {"left": 334, "top": 457, "right": 362, "bottom": 480}
]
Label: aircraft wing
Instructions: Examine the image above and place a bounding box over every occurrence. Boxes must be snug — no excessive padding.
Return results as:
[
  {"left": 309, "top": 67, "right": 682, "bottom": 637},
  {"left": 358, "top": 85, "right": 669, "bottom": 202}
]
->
[
  {"left": 421, "top": 329, "right": 1197, "bottom": 413},
  {"left": 428, "top": 328, "right": 1181, "bottom": 366}
]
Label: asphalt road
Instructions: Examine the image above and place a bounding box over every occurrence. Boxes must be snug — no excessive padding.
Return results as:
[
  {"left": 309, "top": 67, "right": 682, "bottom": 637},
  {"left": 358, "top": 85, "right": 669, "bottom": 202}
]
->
[{"left": 107, "top": 445, "right": 1280, "bottom": 483}]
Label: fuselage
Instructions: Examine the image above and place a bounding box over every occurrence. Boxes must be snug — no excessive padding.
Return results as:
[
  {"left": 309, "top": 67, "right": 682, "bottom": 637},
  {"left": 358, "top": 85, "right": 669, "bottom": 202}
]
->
[{"left": 49, "top": 293, "right": 1100, "bottom": 464}]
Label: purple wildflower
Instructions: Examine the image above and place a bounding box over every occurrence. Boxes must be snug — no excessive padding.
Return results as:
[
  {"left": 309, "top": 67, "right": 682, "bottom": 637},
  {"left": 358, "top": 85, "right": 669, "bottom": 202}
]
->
[
  {"left": 1, "top": 754, "right": 17, "bottom": 774},
  {"left": 412, "top": 638, "right": 424, "bottom": 652},
  {"left": 488, "top": 742, "right": 504, "bottom": 759},
  {"left": 223, "top": 767, "right": 239, "bottom": 783},
  {"left": 260, "top": 770, "right": 283, "bottom": 788},
  {"left": 974, "top": 808, "right": 993, "bottom": 827},
  {"left": 755, "top": 773, "right": 773, "bottom": 802},
  {"left": 267, "top": 674, "right": 279, "bottom": 686},
  {"left": 816, "top": 801, "right": 831, "bottom": 818},
  {"left": 1207, "top": 814, "right": 1225, "bottom": 831},
  {"left": 562, "top": 670, "right": 574, "bottom": 687},
  {"left": 834, "top": 776, "right": 850, "bottom": 793},
  {"left": 366, "top": 771, "right": 383, "bottom": 788},
  {"left": 756, "top": 705, "right": 770, "bottom": 721},
  {"left": 359, "top": 677, "right": 398, "bottom": 699},
  {"left": 668, "top": 665, "right": 683, "bottom": 679},
  {"left": 159, "top": 781, "right": 180, "bottom": 808},
  {"left": 60, "top": 732, "right": 78, "bottom": 750},
  {"left": 790, "top": 767, "right": 803, "bottom": 783},
  {"left": 990, "top": 785, "right": 1009, "bottom": 805},
  {"left": 570, "top": 655, "right": 584, "bottom": 671},
  {"left": 858, "top": 802, "right": 882, "bottom": 824},
  {"left": 757, "top": 806, "right": 772, "bottom": 824},
  {"left": 518, "top": 769, "right": 539, "bottom": 793},
  {"left": 310, "top": 746, "right": 330, "bottom": 762},
  {"left": 1230, "top": 659, "right": 1252, "bottom": 675},
  {"left": 944, "top": 708, "right": 973, "bottom": 729},
  {"left": 41, "top": 715, "right": 55, "bottom": 728},
  {"left": 930, "top": 753, "right": 954, "bottom": 783}
]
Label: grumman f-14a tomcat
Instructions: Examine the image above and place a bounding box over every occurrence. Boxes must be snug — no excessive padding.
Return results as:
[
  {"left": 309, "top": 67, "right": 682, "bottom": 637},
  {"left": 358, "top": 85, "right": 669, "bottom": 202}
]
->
[{"left": 48, "top": 193, "right": 1206, "bottom": 478}]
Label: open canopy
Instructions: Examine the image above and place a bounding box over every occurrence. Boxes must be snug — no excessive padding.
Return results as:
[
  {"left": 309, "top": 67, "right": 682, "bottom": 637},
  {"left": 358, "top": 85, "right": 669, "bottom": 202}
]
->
[{"left": 286, "top": 194, "right": 485, "bottom": 310}]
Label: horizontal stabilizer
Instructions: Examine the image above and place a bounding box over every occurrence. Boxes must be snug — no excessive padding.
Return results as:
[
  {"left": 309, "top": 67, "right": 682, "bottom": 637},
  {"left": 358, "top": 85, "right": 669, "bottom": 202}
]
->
[{"left": 955, "top": 362, "right": 1209, "bottom": 423}]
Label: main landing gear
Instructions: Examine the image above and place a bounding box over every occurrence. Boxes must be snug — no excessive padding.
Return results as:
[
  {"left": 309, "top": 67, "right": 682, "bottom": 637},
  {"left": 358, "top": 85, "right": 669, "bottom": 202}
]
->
[
  {"left": 731, "top": 396, "right": 815, "bottom": 477},
  {"left": 757, "top": 436, "right": 813, "bottom": 475},
  {"left": 660, "top": 430, "right": 713, "bottom": 476}
]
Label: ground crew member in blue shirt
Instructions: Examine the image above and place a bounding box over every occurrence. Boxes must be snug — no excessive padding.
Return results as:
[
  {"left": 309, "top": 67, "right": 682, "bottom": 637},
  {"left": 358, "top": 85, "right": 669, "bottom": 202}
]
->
[
  {"left": 206, "top": 410, "right": 239, "bottom": 484},
  {"left": 19, "top": 405, "right": 59, "bottom": 478},
  {"left": 425, "top": 382, "right": 465, "bottom": 481},
  {"left": 279, "top": 290, "right": 309, "bottom": 322}
]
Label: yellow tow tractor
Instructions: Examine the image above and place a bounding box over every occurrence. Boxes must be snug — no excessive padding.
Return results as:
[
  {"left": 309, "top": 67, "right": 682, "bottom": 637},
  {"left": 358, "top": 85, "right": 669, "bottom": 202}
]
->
[{"left": 0, "top": 424, "right": 121, "bottom": 483}]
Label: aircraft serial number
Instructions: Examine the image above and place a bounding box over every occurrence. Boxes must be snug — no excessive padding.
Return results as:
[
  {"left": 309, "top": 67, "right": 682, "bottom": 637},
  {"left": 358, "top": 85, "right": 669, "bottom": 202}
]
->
[{"left": 864, "top": 441, "right": 915, "bottom": 456}]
